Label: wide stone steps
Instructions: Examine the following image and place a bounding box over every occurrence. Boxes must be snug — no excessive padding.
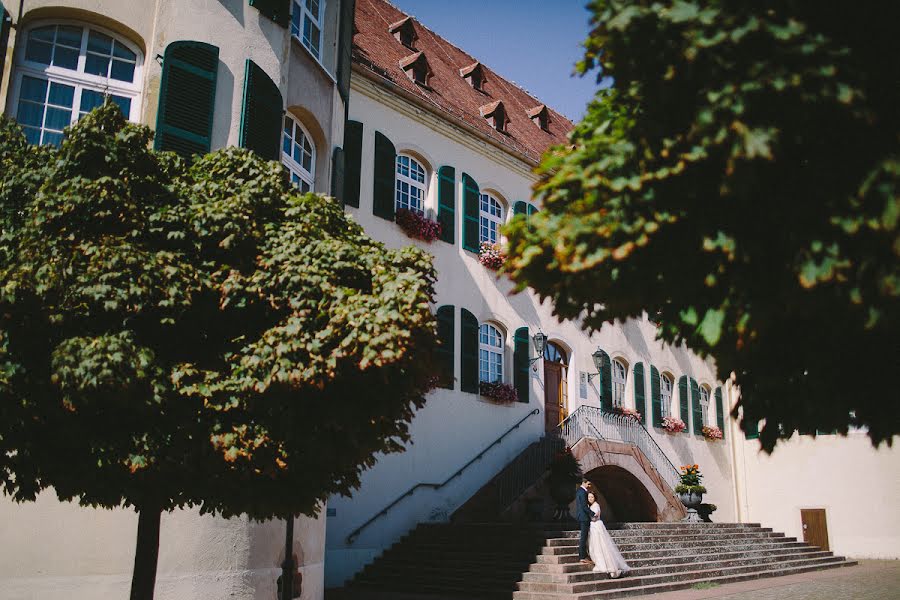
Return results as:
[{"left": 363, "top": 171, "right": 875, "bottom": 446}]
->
[{"left": 339, "top": 522, "right": 856, "bottom": 600}]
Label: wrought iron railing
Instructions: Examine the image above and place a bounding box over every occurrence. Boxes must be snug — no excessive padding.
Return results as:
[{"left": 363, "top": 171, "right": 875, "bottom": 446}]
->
[
  {"left": 496, "top": 434, "right": 565, "bottom": 509},
  {"left": 345, "top": 408, "right": 540, "bottom": 544}
]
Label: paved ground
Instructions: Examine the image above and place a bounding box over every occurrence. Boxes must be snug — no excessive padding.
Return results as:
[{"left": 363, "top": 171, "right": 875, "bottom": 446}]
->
[{"left": 637, "top": 560, "right": 900, "bottom": 600}]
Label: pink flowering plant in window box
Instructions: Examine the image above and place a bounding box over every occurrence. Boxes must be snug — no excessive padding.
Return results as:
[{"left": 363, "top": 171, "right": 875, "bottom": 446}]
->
[
  {"left": 396, "top": 208, "right": 442, "bottom": 242},
  {"left": 661, "top": 416, "right": 686, "bottom": 434},
  {"left": 479, "top": 381, "right": 518, "bottom": 403},
  {"left": 479, "top": 241, "right": 505, "bottom": 270},
  {"left": 702, "top": 425, "right": 724, "bottom": 440},
  {"left": 611, "top": 406, "right": 642, "bottom": 421}
]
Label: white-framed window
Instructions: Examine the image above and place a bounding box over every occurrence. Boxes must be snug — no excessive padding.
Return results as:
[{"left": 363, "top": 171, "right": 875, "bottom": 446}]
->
[
  {"left": 13, "top": 22, "right": 142, "bottom": 146},
  {"left": 700, "top": 385, "right": 710, "bottom": 427},
  {"left": 660, "top": 373, "right": 673, "bottom": 418},
  {"left": 479, "top": 192, "right": 503, "bottom": 244},
  {"left": 282, "top": 114, "right": 315, "bottom": 193},
  {"left": 291, "top": 0, "right": 324, "bottom": 60},
  {"left": 395, "top": 154, "right": 426, "bottom": 215},
  {"left": 479, "top": 323, "right": 503, "bottom": 384},
  {"left": 612, "top": 358, "right": 627, "bottom": 408}
]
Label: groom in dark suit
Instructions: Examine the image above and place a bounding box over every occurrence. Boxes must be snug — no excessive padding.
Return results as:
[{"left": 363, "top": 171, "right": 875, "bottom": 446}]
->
[{"left": 576, "top": 478, "right": 593, "bottom": 564}]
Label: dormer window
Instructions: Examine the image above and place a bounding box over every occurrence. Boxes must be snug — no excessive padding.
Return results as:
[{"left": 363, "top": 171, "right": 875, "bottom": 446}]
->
[
  {"left": 399, "top": 52, "right": 431, "bottom": 87},
  {"left": 480, "top": 100, "right": 509, "bottom": 134},
  {"left": 527, "top": 104, "right": 550, "bottom": 131},
  {"left": 459, "top": 62, "right": 485, "bottom": 92},
  {"left": 389, "top": 17, "right": 417, "bottom": 50}
]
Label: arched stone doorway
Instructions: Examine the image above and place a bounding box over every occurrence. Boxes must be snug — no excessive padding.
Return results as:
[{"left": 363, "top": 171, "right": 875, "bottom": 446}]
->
[{"left": 585, "top": 465, "right": 658, "bottom": 523}]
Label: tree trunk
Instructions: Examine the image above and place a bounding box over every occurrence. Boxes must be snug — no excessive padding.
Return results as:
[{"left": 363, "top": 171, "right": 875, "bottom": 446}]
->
[{"left": 130, "top": 506, "right": 162, "bottom": 600}]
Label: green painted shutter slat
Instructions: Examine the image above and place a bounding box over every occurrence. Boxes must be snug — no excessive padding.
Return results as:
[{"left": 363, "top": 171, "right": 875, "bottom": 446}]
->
[
  {"left": 460, "top": 309, "right": 478, "bottom": 393},
  {"left": 438, "top": 166, "right": 456, "bottom": 244},
  {"left": 462, "top": 173, "right": 480, "bottom": 252},
  {"left": 527, "top": 204, "right": 538, "bottom": 217},
  {"left": 0, "top": 9, "right": 11, "bottom": 84},
  {"left": 690, "top": 378, "right": 702, "bottom": 434},
  {"left": 155, "top": 41, "right": 219, "bottom": 157},
  {"left": 513, "top": 326, "right": 529, "bottom": 403},
  {"left": 373, "top": 131, "right": 396, "bottom": 220},
  {"left": 336, "top": 0, "right": 356, "bottom": 101},
  {"left": 331, "top": 147, "right": 345, "bottom": 200},
  {"left": 678, "top": 376, "right": 690, "bottom": 432},
  {"left": 249, "top": 0, "right": 291, "bottom": 26},
  {"left": 597, "top": 349, "right": 612, "bottom": 413},
  {"left": 650, "top": 366, "right": 662, "bottom": 427},
  {"left": 513, "top": 201, "right": 527, "bottom": 216},
  {"left": 633, "top": 362, "right": 646, "bottom": 426},
  {"left": 436, "top": 305, "right": 455, "bottom": 390},
  {"left": 239, "top": 59, "right": 283, "bottom": 161},
  {"left": 343, "top": 120, "right": 363, "bottom": 207},
  {"left": 715, "top": 387, "right": 725, "bottom": 439}
]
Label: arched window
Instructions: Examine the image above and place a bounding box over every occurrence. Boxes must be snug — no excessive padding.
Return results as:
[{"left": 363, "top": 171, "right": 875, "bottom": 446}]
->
[
  {"left": 612, "top": 358, "right": 627, "bottom": 408},
  {"left": 543, "top": 342, "right": 567, "bottom": 365},
  {"left": 660, "top": 372, "right": 673, "bottom": 418},
  {"left": 479, "top": 192, "right": 503, "bottom": 244},
  {"left": 700, "top": 384, "right": 711, "bottom": 427},
  {"left": 282, "top": 114, "right": 315, "bottom": 192},
  {"left": 291, "top": 0, "right": 323, "bottom": 60},
  {"left": 479, "top": 323, "right": 503, "bottom": 383},
  {"left": 13, "top": 22, "right": 142, "bottom": 145},
  {"left": 395, "top": 154, "right": 426, "bottom": 215}
]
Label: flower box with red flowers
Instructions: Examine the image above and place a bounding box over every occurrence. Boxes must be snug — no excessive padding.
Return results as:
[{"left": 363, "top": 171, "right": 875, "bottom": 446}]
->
[
  {"left": 478, "top": 241, "right": 506, "bottom": 270},
  {"left": 661, "top": 416, "right": 687, "bottom": 434},
  {"left": 396, "top": 208, "right": 442, "bottom": 242},
  {"left": 479, "top": 380, "right": 518, "bottom": 403},
  {"left": 702, "top": 425, "right": 724, "bottom": 440},
  {"left": 610, "top": 406, "right": 642, "bottom": 421}
]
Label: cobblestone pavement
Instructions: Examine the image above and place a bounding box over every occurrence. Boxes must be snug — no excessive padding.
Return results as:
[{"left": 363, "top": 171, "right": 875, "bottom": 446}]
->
[{"left": 635, "top": 560, "right": 900, "bottom": 600}]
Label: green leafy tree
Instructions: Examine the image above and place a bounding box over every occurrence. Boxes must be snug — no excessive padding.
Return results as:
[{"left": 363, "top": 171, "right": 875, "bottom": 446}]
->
[
  {"left": 0, "top": 105, "right": 438, "bottom": 599},
  {"left": 505, "top": 1, "right": 898, "bottom": 452}
]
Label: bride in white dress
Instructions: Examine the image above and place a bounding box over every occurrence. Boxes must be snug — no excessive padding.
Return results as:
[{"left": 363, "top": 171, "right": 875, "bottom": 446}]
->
[{"left": 587, "top": 491, "right": 630, "bottom": 577}]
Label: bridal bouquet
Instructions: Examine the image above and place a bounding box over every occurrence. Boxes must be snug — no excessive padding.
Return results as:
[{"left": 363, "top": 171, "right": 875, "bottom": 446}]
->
[
  {"left": 395, "top": 208, "right": 442, "bottom": 242},
  {"left": 479, "top": 241, "right": 506, "bottom": 270},
  {"left": 702, "top": 425, "right": 724, "bottom": 440},
  {"left": 661, "top": 416, "right": 686, "bottom": 433}
]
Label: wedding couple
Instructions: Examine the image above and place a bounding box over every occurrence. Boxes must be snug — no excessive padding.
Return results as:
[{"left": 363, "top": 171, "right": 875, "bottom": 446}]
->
[{"left": 576, "top": 478, "right": 630, "bottom": 577}]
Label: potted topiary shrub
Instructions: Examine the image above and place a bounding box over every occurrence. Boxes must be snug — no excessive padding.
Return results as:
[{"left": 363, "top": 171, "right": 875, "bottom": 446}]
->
[{"left": 675, "top": 464, "right": 706, "bottom": 522}]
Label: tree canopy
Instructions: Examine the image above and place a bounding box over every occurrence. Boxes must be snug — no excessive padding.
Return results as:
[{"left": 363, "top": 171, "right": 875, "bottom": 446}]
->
[
  {"left": 0, "top": 104, "right": 438, "bottom": 595},
  {"left": 505, "top": 0, "right": 898, "bottom": 452}
]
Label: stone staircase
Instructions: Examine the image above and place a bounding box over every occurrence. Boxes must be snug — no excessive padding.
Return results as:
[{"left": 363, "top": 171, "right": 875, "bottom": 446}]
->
[{"left": 333, "top": 521, "right": 856, "bottom": 599}]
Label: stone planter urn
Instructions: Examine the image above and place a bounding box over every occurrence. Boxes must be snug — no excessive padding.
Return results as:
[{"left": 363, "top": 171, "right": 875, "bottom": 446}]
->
[{"left": 679, "top": 490, "right": 703, "bottom": 522}]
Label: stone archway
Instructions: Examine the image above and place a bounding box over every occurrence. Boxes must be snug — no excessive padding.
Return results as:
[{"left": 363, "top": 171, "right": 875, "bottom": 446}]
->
[{"left": 585, "top": 464, "right": 657, "bottom": 522}]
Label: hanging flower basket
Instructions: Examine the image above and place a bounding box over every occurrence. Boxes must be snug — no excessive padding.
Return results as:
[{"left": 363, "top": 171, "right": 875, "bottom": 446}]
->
[
  {"left": 479, "top": 380, "right": 518, "bottom": 403},
  {"left": 396, "top": 208, "right": 442, "bottom": 242},
  {"left": 702, "top": 425, "right": 724, "bottom": 440},
  {"left": 610, "top": 406, "right": 642, "bottom": 421},
  {"left": 479, "top": 241, "right": 506, "bottom": 270},
  {"left": 661, "top": 416, "right": 686, "bottom": 434}
]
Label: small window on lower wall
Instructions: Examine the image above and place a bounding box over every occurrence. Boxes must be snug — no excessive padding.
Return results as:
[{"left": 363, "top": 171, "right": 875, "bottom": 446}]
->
[{"left": 479, "top": 323, "right": 504, "bottom": 384}]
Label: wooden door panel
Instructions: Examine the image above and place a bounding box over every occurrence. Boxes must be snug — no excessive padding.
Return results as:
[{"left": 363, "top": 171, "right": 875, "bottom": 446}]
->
[
  {"left": 801, "top": 509, "right": 829, "bottom": 550},
  {"left": 544, "top": 364, "right": 561, "bottom": 432}
]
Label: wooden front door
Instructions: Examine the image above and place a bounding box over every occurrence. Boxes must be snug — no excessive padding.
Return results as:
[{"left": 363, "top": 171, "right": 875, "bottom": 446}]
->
[
  {"left": 544, "top": 362, "right": 566, "bottom": 432},
  {"left": 801, "top": 509, "right": 830, "bottom": 550}
]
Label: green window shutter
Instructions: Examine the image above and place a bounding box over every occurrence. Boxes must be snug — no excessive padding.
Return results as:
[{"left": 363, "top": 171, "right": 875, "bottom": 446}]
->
[
  {"left": 513, "top": 201, "right": 527, "bottom": 216},
  {"left": 513, "top": 326, "right": 529, "bottom": 403},
  {"left": 437, "top": 166, "right": 456, "bottom": 244},
  {"left": 0, "top": 9, "right": 10, "bottom": 84},
  {"left": 461, "top": 173, "right": 480, "bottom": 252},
  {"left": 690, "top": 378, "right": 702, "bottom": 434},
  {"left": 373, "top": 131, "right": 396, "bottom": 220},
  {"left": 678, "top": 375, "right": 690, "bottom": 432},
  {"left": 715, "top": 387, "right": 725, "bottom": 439},
  {"left": 527, "top": 204, "right": 539, "bottom": 217},
  {"left": 597, "top": 349, "right": 612, "bottom": 413},
  {"left": 436, "top": 305, "right": 455, "bottom": 390},
  {"left": 155, "top": 41, "right": 219, "bottom": 157},
  {"left": 239, "top": 59, "right": 283, "bottom": 161},
  {"left": 633, "top": 362, "right": 646, "bottom": 426},
  {"left": 460, "top": 308, "right": 478, "bottom": 393},
  {"left": 745, "top": 416, "right": 759, "bottom": 440},
  {"left": 330, "top": 146, "right": 345, "bottom": 201},
  {"left": 650, "top": 365, "right": 662, "bottom": 427},
  {"left": 343, "top": 120, "right": 363, "bottom": 208},
  {"left": 336, "top": 0, "right": 356, "bottom": 102},
  {"left": 249, "top": 0, "right": 291, "bottom": 26}
]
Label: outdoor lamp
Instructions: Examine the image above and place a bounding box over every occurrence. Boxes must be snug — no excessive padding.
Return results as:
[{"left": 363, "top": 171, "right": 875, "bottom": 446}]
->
[
  {"left": 529, "top": 331, "right": 548, "bottom": 370},
  {"left": 587, "top": 348, "right": 605, "bottom": 381}
]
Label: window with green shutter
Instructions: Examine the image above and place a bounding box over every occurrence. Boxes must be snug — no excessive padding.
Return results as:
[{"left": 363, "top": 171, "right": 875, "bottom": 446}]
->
[
  {"left": 690, "top": 378, "right": 703, "bottom": 434},
  {"left": 330, "top": 146, "right": 345, "bottom": 201},
  {"left": 461, "top": 173, "right": 480, "bottom": 252},
  {"left": 460, "top": 308, "right": 478, "bottom": 393},
  {"left": 513, "top": 201, "right": 526, "bottom": 216},
  {"left": 715, "top": 387, "right": 726, "bottom": 439},
  {"left": 633, "top": 362, "right": 646, "bottom": 426},
  {"left": 336, "top": 0, "right": 355, "bottom": 102},
  {"left": 513, "top": 326, "right": 529, "bottom": 403},
  {"left": 436, "top": 305, "right": 455, "bottom": 389},
  {"left": 438, "top": 166, "right": 456, "bottom": 244},
  {"left": 343, "top": 120, "right": 363, "bottom": 208},
  {"left": 650, "top": 365, "right": 662, "bottom": 427},
  {"left": 678, "top": 375, "right": 690, "bottom": 432},
  {"left": 239, "top": 60, "right": 283, "bottom": 161},
  {"left": 373, "top": 131, "right": 396, "bottom": 220},
  {"left": 595, "top": 349, "right": 612, "bottom": 413},
  {"left": 155, "top": 41, "right": 219, "bottom": 157},
  {"left": 0, "top": 9, "right": 10, "bottom": 83},
  {"left": 249, "top": 0, "right": 291, "bottom": 27}
]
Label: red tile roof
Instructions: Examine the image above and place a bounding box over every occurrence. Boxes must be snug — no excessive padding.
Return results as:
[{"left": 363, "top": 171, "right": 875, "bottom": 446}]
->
[{"left": 352, "top": 0, "right": 573, "bottom": 164}]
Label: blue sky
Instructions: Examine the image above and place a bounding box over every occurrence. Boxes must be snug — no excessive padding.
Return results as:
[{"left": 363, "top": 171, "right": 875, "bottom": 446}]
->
[{"left": 390, "top": 0, "right": 601, "bottom": 122}]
